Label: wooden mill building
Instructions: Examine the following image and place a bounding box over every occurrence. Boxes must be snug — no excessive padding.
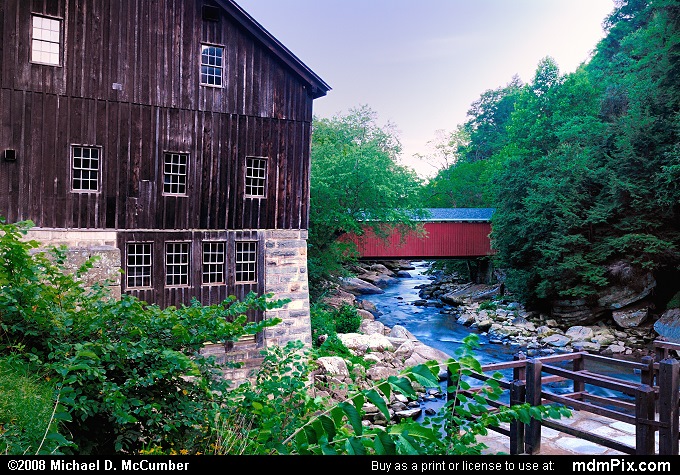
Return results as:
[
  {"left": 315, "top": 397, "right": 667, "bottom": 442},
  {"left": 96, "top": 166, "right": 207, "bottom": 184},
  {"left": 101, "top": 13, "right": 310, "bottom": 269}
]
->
[{"left": 0, "top": 0, "right": 330, "bottom": 375}]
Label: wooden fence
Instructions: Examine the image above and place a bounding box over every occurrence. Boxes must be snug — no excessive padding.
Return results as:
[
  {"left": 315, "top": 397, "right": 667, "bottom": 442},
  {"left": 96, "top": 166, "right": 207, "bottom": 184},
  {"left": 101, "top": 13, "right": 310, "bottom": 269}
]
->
[{"left": 451, "top": 340, "right": 680, "bottom": 455}]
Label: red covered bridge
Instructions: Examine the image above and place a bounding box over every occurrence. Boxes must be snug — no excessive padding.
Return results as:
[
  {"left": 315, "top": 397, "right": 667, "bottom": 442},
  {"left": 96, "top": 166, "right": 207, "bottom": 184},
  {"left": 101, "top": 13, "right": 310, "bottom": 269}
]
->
[{"left": 341, "top": 208, "right": 495, "bottom": 260}]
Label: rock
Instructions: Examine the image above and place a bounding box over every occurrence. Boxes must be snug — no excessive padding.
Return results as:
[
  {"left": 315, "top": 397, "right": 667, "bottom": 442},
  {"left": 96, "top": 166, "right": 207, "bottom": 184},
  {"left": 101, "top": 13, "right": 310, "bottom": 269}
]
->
[
  {"left": 565, "top": 326, "right": 595, "bottom": 342},
  {"left": 654, "top": 308, "right": 680, "bottom": 343},
  {"left": 338, "top": 333, "right": 394, "bottom": 352},
  {"left": 366, "top": 365, "right": 400, "bottom": 381},
  {"left": 394, "top": 407, "right": 422, "bottom": 421},
  {"left": 340, "top": 277, "right": 385, "bottom": 295},
  {"left": 359, "top": 320, "right": 386, "bottom": 335},
  {"left": 316, "top": 356, "right": 350, "bottom": 377},
  {"left": 597, "top": 261, "right": 656, "bottom": 310},
  {"left": 358, "top": 299, "right": 382, "bottom": 317},
  {"left": 571, "top": 341, "right": 601, "bottom": 352},
  {"left": 321, "top": 288, "right": 357, "bottom": 309},
  {"left": 357, "top": 309, "right": 376, "bottom": 321},
  {"left": 360, "top": 272, "right": 401, "bottom": 288},
  {"left": 389, "top": 325, "right": 417, "bottom": 340},
  {"left": 542, "top": 334, "right": 572, "bottom": 347},
  {"left": 397, "top": 271, "right": 412, "bottom": 278},
  {"left": 612, "top": 304, "right": 649, "bottom": 329}
]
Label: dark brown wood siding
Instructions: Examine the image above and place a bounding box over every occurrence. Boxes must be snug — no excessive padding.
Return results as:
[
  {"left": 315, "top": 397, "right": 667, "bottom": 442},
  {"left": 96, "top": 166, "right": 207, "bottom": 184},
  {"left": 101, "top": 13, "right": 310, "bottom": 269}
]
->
[
  {"left": 0, "top": 0, "right": 315, "bottom": 121},
  {"left": 0, "top": 89, "right": 311, "bottom": 230},
  {"left": 0, "top": 0, "right": 322, "bottom": 309},
  {"left": 118, "top": 229, "right": 264, "bottom": 313}
]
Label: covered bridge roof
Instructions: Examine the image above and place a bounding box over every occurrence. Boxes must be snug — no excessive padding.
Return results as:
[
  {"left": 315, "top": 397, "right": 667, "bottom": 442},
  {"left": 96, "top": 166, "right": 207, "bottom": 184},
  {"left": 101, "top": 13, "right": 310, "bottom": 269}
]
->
[{"left": 417, "top": 208, "right": 495, "bottom": 222}]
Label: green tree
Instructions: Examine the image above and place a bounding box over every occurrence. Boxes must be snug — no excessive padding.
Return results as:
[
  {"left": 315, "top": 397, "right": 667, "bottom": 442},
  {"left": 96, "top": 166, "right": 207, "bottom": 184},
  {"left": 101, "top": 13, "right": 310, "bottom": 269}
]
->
[
  {"left": 488, "top": 0, "right": 680, "bottom": 308},
  {"left": 309, "top": 105, "right": 426, "bottom": 299}
]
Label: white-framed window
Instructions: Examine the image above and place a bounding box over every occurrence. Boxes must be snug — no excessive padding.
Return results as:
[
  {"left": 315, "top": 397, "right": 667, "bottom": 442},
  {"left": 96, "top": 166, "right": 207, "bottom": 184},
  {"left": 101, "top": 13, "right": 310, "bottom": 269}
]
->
[
  {"left": 71, "top": 145, "right": 100, "bottom": 192},
  {"left": 126, "top": 243, "right": 152, "bottom": 288},
  {"left": 31, "top": 15, "right": 62, "bottom": 66},
  {"left": 200, "top": 44, "right": 223, "bottom": 87},
  {"left": 165, "top": 242, "right": 190, "bottom": 287},
  {"left": 245, "top": 157, "right": 267, "bottom": 197},
  {"left": 163, "top": 152, "right": 188, "bottom": 195},
  {"left": 235, "top": 241, "right": 257, "bottom": 284},
  {"left": 202, "top": 241, "right": 226, "bottom": 285}
]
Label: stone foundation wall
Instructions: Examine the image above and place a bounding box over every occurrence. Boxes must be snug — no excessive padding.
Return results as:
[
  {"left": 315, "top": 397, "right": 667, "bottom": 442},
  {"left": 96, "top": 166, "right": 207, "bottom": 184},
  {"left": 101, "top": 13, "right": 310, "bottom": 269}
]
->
[
  {"left": 24, "top": 229, "right": 122, "bottom": 300},
  {"left": 203, "top": 229, "right": 313, "bottom": 384},
  {"left": 24, "top": 228, "right": 313, "bottom": 385}
]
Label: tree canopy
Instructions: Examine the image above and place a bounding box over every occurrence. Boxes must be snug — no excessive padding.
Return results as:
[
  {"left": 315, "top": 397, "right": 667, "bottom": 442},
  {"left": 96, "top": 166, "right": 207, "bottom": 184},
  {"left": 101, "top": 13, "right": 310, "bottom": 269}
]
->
[
  {"left": 418, "top": 0, "right": 680, "bottom": 310},
  {"left": 308, "top": 105, "right": 425, "bottom": 298}
]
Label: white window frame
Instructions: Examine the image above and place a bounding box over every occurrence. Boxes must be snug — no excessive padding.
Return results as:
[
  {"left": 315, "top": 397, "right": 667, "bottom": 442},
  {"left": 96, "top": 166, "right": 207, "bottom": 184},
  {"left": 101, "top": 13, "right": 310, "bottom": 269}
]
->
[
  {"left": 71, "top": 145, "right": 101, "bottom": 193},
  {"left": 31, "top": 14, "right": 62, "bottom": 66},
  {"left": 165, "top": 242, "right": 190, "bottom": 287},
  {"left": 163, "top": 152, "right": 189, "bottom": 196},
  {"left": 235, "top": 241, "right": 258, "bottom": 284},
  {"left": 200, "top": 44, "right": 224, "bottom": 87},
  {"left": 202, "top": 241, "right": 226, "bottom": 285},
  {"left": 245, "top": 157, "right": 267, "bottom": 198},
  {"left": 126, "top": 243, "right": 153, "bottom": 289}
]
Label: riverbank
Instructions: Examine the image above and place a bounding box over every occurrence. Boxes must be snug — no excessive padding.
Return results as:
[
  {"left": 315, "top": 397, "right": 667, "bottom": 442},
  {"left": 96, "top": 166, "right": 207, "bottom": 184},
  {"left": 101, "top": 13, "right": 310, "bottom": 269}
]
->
[{"left": 328, "top": 260, "right": 661, "bottom": 361}]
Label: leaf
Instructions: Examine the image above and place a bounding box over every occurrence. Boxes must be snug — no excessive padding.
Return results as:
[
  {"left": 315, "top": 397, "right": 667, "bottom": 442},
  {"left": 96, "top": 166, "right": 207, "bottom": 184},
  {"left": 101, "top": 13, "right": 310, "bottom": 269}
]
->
[
  {"left": 364, "top": 389, "right": 390, "bottom": 420},
  {"left": 338, "top": 401, "right": 363, "bottom": 435},
  {"left": 75, "top": 350, "right": 99, "bottom": 360},
  {"left": 407, "top": 364, "right": 441, "bottom": 388},
  {"left": 45, "top": 432, "right": 72, "bottom": 446},
  {"left": 387, "top": 376, "right": 417, "bottom": 399},
  {"left": 345, "top": 436, "right": 367, "bottom": 455},
  {"left": 394, "top": 433, "right": 422, "bottom": 455},
  {"left": 373, "top": 430, "right": 397, "bottom": 455},
  {"left": 318, "top": 415, "right": 337, "bottom": 441}
]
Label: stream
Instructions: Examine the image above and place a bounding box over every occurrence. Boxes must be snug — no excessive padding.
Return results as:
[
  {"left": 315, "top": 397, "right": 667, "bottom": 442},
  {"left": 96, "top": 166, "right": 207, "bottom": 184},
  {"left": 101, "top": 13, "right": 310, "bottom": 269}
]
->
[{"left": 359, "top": 261, "right": 641, "bottom": 405}]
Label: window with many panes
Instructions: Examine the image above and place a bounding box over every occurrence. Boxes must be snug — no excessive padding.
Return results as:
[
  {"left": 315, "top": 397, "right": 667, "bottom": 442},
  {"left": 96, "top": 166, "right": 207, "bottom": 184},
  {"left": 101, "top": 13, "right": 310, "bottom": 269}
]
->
[
  {"left": 31, "top": 15, "right": 61, "bottom": 66},
  {"left": 235, "top": 241, "right": 257, "bottom": 283},
  {"left": 200, "top": 44, "right": 223, "bottom": 87},
  {"left": 202, "top": 242, "right": 226, "bottom": 284},
  {"left": 71, "top": 146, "right": 100, "bottom": 192},
  {"left": 163, "top": 153, "right": 188, "bottom": 195},
  {"left": 166, "top": 242, "right": 190, "bottom": 287},
  {"left": 126, "top": 243, "right": 152, "bottom": 288},
  {"left": 245, "top": 157, "right": 267, "bottom": 197}
]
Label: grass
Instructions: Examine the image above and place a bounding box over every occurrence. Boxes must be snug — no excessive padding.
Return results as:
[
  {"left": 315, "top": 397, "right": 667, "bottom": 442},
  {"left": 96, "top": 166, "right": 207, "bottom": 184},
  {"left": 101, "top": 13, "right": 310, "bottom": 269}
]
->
[{"left": 0, "top": 357, "right": 57, "bottom": 455}]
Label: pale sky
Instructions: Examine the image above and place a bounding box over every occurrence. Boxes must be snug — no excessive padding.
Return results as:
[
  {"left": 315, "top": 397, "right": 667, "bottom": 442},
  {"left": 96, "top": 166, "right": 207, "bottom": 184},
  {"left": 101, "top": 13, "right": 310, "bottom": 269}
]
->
[{"left": 235, "top": 0, "right": 616, "bottom": 178}]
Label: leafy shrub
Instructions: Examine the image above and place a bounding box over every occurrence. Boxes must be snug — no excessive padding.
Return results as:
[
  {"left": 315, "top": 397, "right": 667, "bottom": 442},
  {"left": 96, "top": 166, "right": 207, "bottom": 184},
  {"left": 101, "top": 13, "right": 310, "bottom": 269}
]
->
[
  {"left": 310, "top": 303, "right": 337, "bottom": 347},
  {"left": 478, "top": 300, "right": 498, "bottom": 311},
  {"left": 0, "top": 217, "right": 287, "bottom": 454},
  {"left": 310, "top": 303, "right": 362, "bottom": 348},
  {"left": 334, "top": 304, "right": 362, "bottom": 334}
]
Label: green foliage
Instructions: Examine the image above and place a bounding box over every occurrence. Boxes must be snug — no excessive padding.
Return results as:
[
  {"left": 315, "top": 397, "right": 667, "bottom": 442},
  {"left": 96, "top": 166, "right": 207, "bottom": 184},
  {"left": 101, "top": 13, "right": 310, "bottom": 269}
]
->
[
  {"left": 0, "top": 358, "right": 73, "bottom": 455},
  {"left": 481, "top": 0, "right": 680, "bottom": 305},
  {"left": 209, "top": 340, "right": 326, "bottom": 455},
  {"left": 333, "top": 304, "right": 362, "bottom": 334},
  {"left": 257, "top": 334, "right": 571, "bottom": 455},
  {"left": 478, "top": 300, "right": 497, "bottom": 311},
  {"left": 0, "top": 217, "right": 287, "bottom": 454},
  {"left": 310, "top": 303, "right": 361, "bottom": 347},
  {"left": 309, "top": 105, "right": 426, "bottom": 298}
]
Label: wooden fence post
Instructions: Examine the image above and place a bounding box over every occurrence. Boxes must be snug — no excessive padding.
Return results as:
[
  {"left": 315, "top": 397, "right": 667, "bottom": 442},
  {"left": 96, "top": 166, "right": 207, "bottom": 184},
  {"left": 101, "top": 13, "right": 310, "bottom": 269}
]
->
[
  {"left": 510, "top": 379, "right": 526, "bottom": 454},
  {"left": 658, "top": 358, "right": 679, "bottom": 455},
  {"left": 635, "top": 384, "right": 656, "bottom": 455},
  {"left": 573, "top": 352, "right": 585, "bottom": 394},
  {"left": 525, "top": 359, "right": 542, "bottom": 454},
  {"left": 640, "top": 356, "right": 655, "bottom": 387}
]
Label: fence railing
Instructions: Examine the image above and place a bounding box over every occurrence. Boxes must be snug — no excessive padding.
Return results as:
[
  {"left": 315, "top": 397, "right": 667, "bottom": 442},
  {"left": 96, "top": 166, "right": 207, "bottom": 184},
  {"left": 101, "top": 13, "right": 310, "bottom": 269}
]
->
[{"left": 449, "top": 340, "right": 680, "bottom": 455}]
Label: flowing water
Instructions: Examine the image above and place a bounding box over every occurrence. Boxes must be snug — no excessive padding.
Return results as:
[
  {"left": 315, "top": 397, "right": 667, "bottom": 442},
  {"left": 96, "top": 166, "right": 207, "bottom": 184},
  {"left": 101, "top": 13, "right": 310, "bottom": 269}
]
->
[{"left": 359, "top": 261, "right": 641, "bottom": 405}]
